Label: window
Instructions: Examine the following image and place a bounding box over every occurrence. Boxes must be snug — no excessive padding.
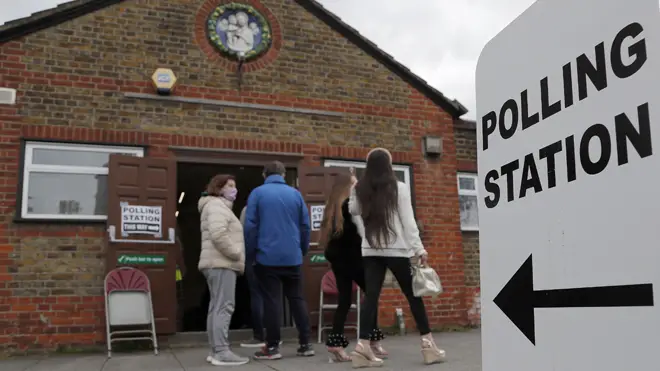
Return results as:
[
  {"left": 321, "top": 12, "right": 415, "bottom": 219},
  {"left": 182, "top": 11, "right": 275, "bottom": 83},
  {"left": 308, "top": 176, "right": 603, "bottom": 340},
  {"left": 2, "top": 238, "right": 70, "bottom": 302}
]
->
[
  {"left": 323, "top": 159, "right": 412, "bottom": 186},
  {"left": 458, "top": 173, "right": 479, "bottom": 231},
  {"left": 20, "top": 141, "right": 144, "bottom": 220}
]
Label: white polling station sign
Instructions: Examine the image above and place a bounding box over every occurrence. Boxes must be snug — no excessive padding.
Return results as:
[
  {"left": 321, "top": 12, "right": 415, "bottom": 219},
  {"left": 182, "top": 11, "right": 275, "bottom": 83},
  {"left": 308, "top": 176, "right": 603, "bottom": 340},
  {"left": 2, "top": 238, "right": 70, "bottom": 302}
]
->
[
  {"left": 476, "top": 1, "right": 660, "bottom": 371},
  {"left": 310, "top": 205, "right": 324, "bottom": 231}
]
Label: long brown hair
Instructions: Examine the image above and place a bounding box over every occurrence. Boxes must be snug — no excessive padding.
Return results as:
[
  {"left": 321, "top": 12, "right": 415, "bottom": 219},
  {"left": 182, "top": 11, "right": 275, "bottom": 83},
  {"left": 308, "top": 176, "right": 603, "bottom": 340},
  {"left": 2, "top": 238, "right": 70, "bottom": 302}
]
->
[
  {"left": 318, "top": 173, "right": 353, "bottom": 249},
  {"left": 355, "top": 148, "right": 398, "bottom": 249}
]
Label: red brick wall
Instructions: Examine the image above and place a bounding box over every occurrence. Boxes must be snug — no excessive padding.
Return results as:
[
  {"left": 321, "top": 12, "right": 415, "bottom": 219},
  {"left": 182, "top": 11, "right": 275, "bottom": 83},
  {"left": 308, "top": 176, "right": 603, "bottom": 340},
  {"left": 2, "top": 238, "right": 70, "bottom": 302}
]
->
[
  {"left": 454, "top": 121, "right": 480, "bottom": 326},
  {"left": 0, "top": 0, "right": 467, "bottom": 352}
]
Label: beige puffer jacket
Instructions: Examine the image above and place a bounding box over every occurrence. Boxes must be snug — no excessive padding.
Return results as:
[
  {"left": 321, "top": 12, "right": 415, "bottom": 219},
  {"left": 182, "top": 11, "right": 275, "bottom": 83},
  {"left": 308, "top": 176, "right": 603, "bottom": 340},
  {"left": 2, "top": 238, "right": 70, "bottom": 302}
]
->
[{"left": 197, "top": 196, "right": 245, "bottom": 273}]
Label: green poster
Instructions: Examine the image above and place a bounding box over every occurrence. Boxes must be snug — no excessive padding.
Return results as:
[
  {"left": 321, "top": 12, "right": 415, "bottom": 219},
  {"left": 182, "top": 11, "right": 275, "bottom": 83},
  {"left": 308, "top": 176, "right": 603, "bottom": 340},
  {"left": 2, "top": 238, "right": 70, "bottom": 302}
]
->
[
  {"left": 117, "top": 254, "right": 166, "bottom": 265},
  {"left": 309, "top": 254, "right": 327, "bottom": 263}
]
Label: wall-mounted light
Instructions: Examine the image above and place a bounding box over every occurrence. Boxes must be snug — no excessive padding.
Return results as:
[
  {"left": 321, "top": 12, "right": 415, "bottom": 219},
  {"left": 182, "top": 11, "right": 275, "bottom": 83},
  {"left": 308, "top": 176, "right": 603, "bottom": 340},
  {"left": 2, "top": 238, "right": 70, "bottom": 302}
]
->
[
  {"left": 422, "top": 136, "right": 443, "bottom": 158},
  {"left": 175, "top": 211, "right": 179, "bottom": 218},
  {"left": 178, "top": 192, "right": 185, "bottom": 204}
]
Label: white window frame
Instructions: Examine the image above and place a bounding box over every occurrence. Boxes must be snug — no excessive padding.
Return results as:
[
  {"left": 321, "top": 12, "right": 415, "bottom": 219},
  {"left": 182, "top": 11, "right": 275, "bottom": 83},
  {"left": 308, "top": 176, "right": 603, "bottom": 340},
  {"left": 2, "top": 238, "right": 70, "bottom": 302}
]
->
[
  {"left": 457, "top": 172, "right": 479, "bottom": 231},
  {"left": 21, "top": 141, "right": 144, "bottom": 221},
  {"left": 323, "top": 159, "right": 412, "bottom": 186}
]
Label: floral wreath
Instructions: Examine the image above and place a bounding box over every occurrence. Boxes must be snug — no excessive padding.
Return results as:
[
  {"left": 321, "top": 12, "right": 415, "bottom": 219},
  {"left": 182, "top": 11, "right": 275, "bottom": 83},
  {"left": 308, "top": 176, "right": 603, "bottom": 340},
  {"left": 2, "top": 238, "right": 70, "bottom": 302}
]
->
[{"left": 206, "top": 3, "right": 273, "bottom": 61}]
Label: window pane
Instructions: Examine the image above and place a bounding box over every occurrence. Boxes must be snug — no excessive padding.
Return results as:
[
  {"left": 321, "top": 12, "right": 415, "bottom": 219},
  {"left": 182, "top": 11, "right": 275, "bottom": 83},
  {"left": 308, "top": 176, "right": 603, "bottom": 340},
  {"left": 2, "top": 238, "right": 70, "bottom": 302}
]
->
[
  {"left": 32, "top": 148, "right": 139, "bottom": 167},
  {"left": 26, "top": 173, "right": 108, "bottom": 216},
  {"left": 459, "top": 176, "right": 476, "bottom": 191},
  {"left": 459, "top": 194, "right": 479, "bottom": 230},
  {"left": 394, "top": 170, "right": 405, "bottom": 183}
]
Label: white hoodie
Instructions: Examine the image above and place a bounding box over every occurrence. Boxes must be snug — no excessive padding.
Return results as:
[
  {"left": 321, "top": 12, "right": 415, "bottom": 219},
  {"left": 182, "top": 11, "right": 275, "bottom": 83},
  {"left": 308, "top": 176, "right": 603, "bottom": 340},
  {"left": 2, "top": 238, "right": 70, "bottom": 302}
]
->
[{"left": 349, "top": 181, "right": 426, "bottom": 258}]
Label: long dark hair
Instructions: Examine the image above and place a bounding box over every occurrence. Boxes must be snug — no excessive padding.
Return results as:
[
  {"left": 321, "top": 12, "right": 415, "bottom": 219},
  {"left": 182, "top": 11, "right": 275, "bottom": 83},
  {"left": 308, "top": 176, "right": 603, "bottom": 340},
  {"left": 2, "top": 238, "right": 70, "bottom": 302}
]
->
[
  {"left": 355, "top": 148, "right": 398, "bottom": 249},
  {"left": 318, "top": 174, "right": 353, "bottom": 249}
]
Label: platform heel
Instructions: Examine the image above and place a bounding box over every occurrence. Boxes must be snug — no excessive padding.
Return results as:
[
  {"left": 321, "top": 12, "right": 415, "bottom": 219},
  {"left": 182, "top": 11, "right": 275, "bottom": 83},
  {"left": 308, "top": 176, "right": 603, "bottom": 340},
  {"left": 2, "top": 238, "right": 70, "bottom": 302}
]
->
[
  {"left": 327, "top": 347, "right": 351, "bottom": 363},
  {"left": 421, "top": 337, "right": 446, "bottom": 365},
  {"left": 370, "top": 342, "right": 388, "bottom": 359},
  {"left": 351, "top": 342, "right": 383, "bottom": 368}
]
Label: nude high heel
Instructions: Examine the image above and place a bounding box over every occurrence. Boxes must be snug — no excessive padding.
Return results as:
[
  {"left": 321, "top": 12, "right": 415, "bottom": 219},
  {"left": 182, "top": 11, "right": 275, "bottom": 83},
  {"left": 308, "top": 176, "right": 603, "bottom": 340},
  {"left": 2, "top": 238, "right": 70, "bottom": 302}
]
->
[
  {"left": 350, "top": 341, "right": 384, "bottom": 368},
  {"left": 370, "top": 342, "right": 388, "bottom": 359},
  {"left": 327, "top": 347, "right": 351, "bottom": 363},
  {"left": 421, "top": 335, "right": 446, "bottom": 365}
]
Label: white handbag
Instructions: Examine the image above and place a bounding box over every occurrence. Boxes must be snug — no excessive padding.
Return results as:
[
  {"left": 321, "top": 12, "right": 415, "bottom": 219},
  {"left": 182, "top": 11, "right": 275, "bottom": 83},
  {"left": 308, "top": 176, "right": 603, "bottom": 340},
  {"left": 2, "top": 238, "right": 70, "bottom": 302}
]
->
[{"left": 411, "top": 263, "right": 443, "bottom": 297}]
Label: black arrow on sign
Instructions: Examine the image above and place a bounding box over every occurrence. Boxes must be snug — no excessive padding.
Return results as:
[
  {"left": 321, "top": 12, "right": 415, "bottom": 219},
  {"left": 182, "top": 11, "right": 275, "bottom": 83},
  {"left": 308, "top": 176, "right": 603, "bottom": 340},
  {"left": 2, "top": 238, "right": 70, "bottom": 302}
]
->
[{"left": 493, "top": 254, "right": 654, "bottom": 345}]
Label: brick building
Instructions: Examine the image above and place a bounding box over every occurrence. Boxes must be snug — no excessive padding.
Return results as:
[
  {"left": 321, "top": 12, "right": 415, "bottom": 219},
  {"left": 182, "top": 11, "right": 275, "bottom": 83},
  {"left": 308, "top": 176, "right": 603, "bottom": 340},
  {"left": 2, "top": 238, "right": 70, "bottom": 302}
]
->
[
  {"left": 0, "top": 0, "right": 479, "bottom": 353},
  {"left": 454, "top": 119, "right": 480, "bottom": 325}
]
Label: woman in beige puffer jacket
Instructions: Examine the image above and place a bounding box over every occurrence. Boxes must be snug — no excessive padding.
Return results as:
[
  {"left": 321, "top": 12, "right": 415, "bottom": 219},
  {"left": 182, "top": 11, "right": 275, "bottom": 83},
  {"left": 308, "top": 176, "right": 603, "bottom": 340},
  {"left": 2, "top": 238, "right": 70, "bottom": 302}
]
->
[{"left": 197, "top": 174, "right": 248, "bottom": 366}]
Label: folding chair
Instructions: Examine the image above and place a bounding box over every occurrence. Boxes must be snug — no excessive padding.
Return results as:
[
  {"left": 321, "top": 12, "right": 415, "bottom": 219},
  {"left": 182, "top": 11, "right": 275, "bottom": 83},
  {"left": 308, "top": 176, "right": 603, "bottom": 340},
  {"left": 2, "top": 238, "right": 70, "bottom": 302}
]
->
[
  {"left": 105, "top": 267, "right": 159, "bottom": 357},
  {"left": 317, "top": 270, "right": 360, "bottom": 343}
]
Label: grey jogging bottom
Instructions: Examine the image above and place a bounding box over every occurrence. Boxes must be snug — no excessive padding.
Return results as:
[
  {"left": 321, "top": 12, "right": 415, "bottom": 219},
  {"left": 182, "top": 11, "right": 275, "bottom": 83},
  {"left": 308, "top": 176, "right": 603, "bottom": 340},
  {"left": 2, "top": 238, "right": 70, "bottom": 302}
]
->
[{"left": 201, "top": 268, "right": 237, "bottom": 353}]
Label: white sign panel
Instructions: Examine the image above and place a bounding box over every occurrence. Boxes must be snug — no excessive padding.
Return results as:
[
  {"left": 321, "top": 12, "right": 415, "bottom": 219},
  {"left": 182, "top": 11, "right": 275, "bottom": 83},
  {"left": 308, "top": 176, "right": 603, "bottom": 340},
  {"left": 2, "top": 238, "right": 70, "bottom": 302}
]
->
[
  {"left": 120, "top": 202, "right": 163, "bottom": 237},
  {"left": 476, "top": 1, "right": 660, "bottom": 371},
  {"left": 310, "top": 205, "right": 324, "bottom": 231}
]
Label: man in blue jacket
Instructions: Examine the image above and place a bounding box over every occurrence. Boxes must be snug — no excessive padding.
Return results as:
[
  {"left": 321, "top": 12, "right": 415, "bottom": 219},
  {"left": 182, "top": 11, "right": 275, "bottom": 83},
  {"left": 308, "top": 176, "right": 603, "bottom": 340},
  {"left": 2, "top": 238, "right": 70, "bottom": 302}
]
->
[{"left": 243, "top": 161, "right": 313, "bottom": 360}]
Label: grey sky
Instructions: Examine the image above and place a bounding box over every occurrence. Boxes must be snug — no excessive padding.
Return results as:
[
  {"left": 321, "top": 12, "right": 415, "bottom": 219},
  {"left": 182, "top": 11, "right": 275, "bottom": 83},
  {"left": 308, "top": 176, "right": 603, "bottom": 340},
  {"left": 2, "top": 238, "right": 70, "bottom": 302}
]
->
[{"left": 0, "top": 0, "right": 535, "bottom": 118}]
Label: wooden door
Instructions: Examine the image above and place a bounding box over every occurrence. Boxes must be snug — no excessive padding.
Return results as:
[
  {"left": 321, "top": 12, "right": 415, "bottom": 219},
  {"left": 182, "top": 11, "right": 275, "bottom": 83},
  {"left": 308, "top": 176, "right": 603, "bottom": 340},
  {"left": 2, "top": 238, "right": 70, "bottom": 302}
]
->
[
  {"left": 106, "top": 155, "right": 178, "bottom": 334},
  {"left": 298, "top": 166, "right": 350, "bottom": 325}
]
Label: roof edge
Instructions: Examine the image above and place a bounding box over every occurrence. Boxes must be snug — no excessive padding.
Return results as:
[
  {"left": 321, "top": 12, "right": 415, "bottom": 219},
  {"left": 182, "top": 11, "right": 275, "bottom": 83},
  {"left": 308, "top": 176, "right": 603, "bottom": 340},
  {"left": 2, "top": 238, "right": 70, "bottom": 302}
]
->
[
  {"left": 0, "top": 0, "right": 126, "bottom": 44},
  {"left": 455, "top": 119, "right": 476, "bottom": 131}
]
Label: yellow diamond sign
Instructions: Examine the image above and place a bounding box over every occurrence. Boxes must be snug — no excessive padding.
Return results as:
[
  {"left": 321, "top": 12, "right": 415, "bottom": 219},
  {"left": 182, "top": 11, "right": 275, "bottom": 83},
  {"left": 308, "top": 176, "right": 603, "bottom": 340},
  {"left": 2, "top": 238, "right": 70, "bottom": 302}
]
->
[{"left": 151, "top": 68, "right": 177, "bottom": 95}]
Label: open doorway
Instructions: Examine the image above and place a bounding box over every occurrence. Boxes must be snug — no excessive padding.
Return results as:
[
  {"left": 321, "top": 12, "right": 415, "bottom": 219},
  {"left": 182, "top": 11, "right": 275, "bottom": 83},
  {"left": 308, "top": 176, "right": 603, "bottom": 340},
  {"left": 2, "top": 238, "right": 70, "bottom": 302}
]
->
[{"left": 176, "top": 162, "right": 297, "bottom": 332}]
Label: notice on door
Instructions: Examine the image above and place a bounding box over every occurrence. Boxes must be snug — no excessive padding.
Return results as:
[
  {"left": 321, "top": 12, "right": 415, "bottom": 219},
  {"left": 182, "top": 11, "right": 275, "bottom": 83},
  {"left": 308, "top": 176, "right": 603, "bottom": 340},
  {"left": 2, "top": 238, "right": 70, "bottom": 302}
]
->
[
  {"left": 117, "top": 254, "right": 166, "bottom": 265},
  {"left": 310, "top": 205, "right": 324, "bottom": 231},
  {"left": 120, "top": 202, "right": 163, "bottom": 238},
  {"left": 309, "top": 254, "right": 327, "bottom": 264}
]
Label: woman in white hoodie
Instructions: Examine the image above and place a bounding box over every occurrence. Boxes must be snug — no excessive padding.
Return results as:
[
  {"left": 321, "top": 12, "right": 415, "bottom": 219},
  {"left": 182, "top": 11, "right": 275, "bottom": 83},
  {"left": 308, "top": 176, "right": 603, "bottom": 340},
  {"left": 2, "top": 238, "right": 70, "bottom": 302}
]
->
[
  {"left": 197, "top": 174, "right": 248, "bottom": 366},
  {"left": 348, "top": 148, "right": 445, "bottom": 367}
]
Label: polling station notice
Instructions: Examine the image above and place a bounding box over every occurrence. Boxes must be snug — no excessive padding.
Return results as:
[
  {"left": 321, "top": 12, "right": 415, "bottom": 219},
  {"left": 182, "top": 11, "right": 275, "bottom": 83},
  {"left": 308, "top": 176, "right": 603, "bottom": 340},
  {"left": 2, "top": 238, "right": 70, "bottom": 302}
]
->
[
  {"left": 311, "top": 205, "right": 324, "bottom": 231},
  {"left": 120, "top": 204, "right": 163, "bottom": 237}
]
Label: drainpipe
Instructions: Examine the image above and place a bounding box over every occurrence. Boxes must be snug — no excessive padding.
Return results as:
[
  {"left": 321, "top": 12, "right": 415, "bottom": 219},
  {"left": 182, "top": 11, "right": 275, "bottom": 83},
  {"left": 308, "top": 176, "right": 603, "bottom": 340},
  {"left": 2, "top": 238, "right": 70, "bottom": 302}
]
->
[{"left": 395, "top": 308, "right": 405, "bottom": 336}]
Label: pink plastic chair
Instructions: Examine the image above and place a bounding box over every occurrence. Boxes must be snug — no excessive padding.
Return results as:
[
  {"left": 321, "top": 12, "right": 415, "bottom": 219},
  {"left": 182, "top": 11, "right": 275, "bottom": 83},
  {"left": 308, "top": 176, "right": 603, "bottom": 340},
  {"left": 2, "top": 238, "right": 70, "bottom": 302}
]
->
[
  {"left": 104, "top": 267, "right": 158, "bottom": 357},
  {"left": 316, "top": 270, "right": 360, "bottom": 343}
]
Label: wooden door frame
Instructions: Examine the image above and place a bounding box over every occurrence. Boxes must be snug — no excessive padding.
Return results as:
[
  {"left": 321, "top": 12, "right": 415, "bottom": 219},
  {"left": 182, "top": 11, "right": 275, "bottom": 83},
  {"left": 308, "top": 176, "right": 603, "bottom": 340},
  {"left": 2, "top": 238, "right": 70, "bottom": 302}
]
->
[
  {"left": 170, "top": 146, "right": 306, "bottom": 330},
  {"left": 106, "top": 155, "right": 179, "bottom": 335},
  {"left": 169, "top": 146, "right": 304, "bottom": 167},
  {"left": 297, "top": 166, "right": 352, "bottom": 333}
]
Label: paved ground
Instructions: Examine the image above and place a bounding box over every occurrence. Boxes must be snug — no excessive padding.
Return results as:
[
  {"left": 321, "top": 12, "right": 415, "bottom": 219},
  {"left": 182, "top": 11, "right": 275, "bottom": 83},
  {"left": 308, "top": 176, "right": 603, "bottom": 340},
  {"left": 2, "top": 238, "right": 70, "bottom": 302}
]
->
[{"left": 1, "top": 330, "right": 480, "bottom": 371}]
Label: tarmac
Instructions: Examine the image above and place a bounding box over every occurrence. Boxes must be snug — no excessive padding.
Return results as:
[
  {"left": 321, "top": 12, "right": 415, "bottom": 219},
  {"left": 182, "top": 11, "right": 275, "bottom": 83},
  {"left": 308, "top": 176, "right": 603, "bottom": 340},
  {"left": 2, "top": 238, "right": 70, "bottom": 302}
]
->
[{"left": 1, "top": 330, "right": 481, "bottom": 371}]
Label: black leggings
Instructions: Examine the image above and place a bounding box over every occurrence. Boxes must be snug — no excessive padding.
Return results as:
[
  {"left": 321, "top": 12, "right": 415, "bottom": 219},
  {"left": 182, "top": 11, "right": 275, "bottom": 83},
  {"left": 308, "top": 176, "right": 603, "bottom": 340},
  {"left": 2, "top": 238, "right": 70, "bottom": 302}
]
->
[
  {"left": 326, "top": 263, "right": 384, "bottom": 347},
  {"left": 359, "top": 256, "right": 431, "bottom": 339}
]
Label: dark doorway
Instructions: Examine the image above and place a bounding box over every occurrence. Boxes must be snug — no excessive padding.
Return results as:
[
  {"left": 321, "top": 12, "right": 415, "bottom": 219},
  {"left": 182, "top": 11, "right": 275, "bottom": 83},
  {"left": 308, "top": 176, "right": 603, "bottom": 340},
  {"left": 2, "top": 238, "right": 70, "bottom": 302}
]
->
[{"left": 176, "top": 162, "right": 297, "bottom": 332}]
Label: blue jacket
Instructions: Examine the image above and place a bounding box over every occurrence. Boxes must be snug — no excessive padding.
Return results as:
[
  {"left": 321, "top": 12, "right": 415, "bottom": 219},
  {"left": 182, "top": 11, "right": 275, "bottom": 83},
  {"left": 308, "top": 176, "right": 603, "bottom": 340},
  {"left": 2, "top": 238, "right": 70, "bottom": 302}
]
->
[{"left": 244, "top": 175, "right": 311, "bottom": 266}]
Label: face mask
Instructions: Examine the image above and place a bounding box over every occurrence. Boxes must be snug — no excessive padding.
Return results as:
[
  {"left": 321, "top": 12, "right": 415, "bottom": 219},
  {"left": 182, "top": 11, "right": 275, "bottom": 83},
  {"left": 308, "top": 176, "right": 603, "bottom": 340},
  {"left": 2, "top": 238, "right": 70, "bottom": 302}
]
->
[{"left": 223, "top": 188, "right": 238, "bottom": 201}]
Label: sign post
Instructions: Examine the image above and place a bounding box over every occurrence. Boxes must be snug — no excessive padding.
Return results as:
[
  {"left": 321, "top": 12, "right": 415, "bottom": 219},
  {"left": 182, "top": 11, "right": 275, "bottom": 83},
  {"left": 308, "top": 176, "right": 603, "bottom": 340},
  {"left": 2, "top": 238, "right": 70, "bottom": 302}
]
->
[{"left": 476, "top": 1, "right": 660, "bottom": 370}]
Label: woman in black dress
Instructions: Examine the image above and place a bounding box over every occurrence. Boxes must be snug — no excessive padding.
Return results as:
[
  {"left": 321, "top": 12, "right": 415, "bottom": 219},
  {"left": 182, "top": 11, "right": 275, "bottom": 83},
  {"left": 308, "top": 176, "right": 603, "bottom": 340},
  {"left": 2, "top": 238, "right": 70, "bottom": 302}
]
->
[{"left": 319, "top": 172, "right": 387, "bottom": 362}]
